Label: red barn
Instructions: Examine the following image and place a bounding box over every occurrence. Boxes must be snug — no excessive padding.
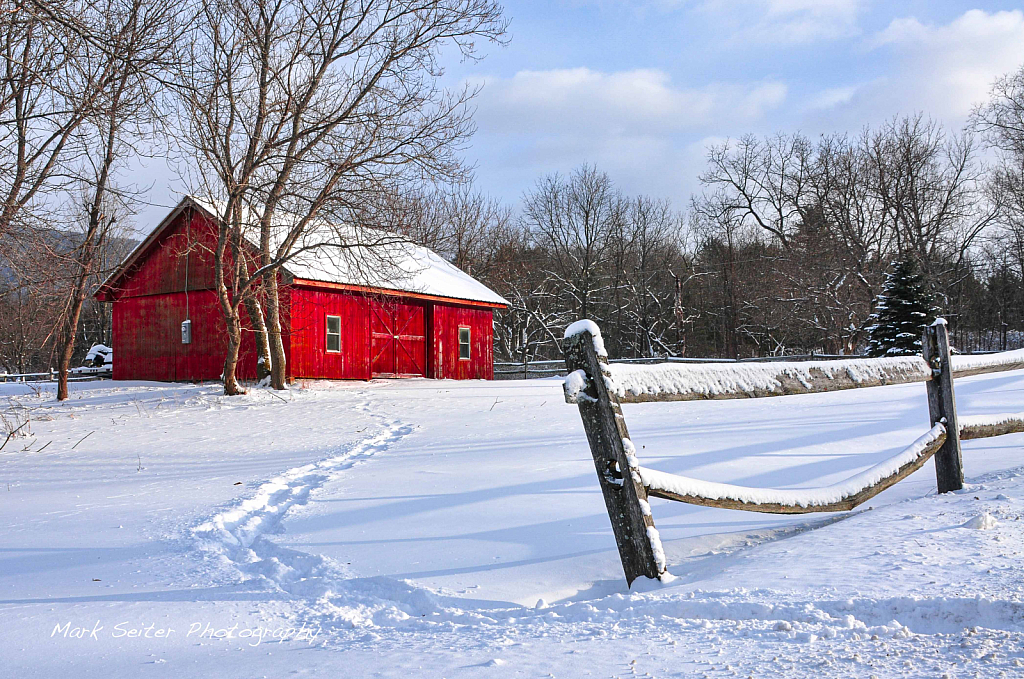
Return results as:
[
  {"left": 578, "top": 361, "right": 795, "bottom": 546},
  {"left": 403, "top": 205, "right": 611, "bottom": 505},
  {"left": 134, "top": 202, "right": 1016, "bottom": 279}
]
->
[{"left": 95, "top": 197, "right": 507, "bottom": 382}]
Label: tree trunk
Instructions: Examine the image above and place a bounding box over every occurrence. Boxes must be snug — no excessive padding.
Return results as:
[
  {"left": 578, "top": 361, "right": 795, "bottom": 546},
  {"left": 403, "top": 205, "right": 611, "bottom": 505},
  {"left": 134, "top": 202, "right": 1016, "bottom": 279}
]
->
[
  {"left": 56, "top": 249, "right": 96, "bottom": 400},
  {"left": 265, "top": 273, "right": 288, "bottom": 390},
  {"left": 243, "top": 293, "right": 272, "bottom": 383},
  {"left": 222, "top": 311, "right": 245, "bottom": 396},
  {"left": 214, "top": 211, "right": 246, "bottom": 396},
  {"left": 56, "top": 290, "right": 86, "bottom": 401}
]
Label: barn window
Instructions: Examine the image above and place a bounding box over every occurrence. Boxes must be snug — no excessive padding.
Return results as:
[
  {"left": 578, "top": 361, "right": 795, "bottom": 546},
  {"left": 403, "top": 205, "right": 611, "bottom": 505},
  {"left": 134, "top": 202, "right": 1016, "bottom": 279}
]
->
[
  {"left": 326, "top": 315, "right": 341, "bottom": 353},
  {"left": 458, "top": 326, "right": 471, "bottom": 360}
]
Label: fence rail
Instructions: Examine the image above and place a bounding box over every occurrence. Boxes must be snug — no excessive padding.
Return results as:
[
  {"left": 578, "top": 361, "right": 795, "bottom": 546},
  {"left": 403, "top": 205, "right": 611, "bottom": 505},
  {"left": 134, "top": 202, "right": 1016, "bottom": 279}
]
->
[
  {"left": 1, "top": 369, "right": 109, "bottom": 383},
  {"left": 500, "top": 349, "right": 1015, "bottom": 381},
  {"left": 565, "top": 349, "right": 1024, "bottom": 404},
  {"left": 562, "top": 319, "right": 1024, "bottom": 586},
  {"left": 497, "top": 354, "right": 851, "bottom": 380}
]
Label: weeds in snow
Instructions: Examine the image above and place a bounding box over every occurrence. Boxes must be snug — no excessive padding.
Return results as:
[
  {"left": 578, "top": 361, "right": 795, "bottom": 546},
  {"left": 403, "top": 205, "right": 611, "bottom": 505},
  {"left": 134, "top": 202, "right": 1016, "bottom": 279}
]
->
[{"left": 1, "top": 402, "right": 32, "bottom": 451}]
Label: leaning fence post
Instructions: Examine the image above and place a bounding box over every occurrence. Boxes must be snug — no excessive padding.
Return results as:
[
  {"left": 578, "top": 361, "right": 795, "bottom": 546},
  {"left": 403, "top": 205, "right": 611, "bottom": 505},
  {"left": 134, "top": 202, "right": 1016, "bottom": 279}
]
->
[
  {"left": 922, "top": 319, "right": 963, "bottom": 493},
  {"left": 563, "top": 323, "right": 665, "bottom": 586}
]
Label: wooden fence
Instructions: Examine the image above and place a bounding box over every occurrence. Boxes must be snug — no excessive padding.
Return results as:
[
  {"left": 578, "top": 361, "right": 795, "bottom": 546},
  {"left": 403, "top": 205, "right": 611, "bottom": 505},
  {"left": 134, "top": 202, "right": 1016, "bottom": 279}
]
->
[
  {"left": 0, "top": 368, "right": 109, "bottom": 383},
  {"left": 496, "top": 352, "right": 895, "bottom": 380},
  {"left": 562, "top": 319, "right": 1024, "bottom": 586}
]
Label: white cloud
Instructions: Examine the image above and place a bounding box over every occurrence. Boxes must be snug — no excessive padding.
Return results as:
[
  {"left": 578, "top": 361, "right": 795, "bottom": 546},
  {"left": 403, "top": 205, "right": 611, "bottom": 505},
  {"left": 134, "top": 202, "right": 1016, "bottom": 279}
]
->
[
  {"left": 470, "top": 67, "right": 786, "bottom": 136},
  {"left": 808, "top": 85, "right": 858, "bottom": 110},
  {"left": 462, "top": 68, "right": 785, "bottom": 207},
  {"left": 798, "top": 9, "right": 1024, "bottom": 132},
  {"left": 699, "top": 0, "right": 864, "bottom": 45},
  {"left": 868, "top": 9, "right": 1024, "bottom": 119}
]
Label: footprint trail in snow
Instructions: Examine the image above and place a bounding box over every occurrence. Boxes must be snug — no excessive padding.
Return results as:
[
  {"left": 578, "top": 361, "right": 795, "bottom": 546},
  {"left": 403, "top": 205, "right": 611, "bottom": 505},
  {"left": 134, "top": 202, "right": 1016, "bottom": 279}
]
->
[{"left": 192, "top": 404, "right": 414, "bottom": 595}]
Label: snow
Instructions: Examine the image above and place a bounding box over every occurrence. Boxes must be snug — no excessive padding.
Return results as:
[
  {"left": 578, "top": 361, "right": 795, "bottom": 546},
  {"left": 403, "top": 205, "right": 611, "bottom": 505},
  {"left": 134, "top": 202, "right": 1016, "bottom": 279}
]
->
[
  {"left": 561, "top": 368, "right": 589, "bottom": 402},
  {"left": 951, "top": 347, "right": 1024, "bottom": 373},
  {"left": 640, "top": 424, "right": 945, "bottom": 508},
  {"left": 958, "top": 411, "right": 1024, "bottom": 430},
  {"left": 3, "top": 370, "right": 1024, "bottom": 677},
  {"left": 647, "top": 525, "right": 668, "bottom": 573},
  {"left": 603, "top": 355, "right": 929, "bottom": 401},
  {"left": 212, "top": 196, "right": 509, "bottom": 306},
  {"left": 283, "top": 235, "right": 509, "bottom": 306},
  {"left": 961, "top": 512, "right": 998, "bottom": 530},
  {"left": 572, "top": 346, "right": 1024, "bottom": 403},
  {"left": 83, "top": 344, "right": 112, "bottom": 364},
  {"left": 562, "top": 319, "right": 608, "bottom": 357},
  {"left": 559, "top": 317, "right": 1023, "bottom": 404}
]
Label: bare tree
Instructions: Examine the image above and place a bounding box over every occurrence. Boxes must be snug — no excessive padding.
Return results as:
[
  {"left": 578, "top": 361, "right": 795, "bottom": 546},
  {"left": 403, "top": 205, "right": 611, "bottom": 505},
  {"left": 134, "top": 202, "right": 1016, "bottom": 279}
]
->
[
  {"left": 47, "top": 0, "right": 178, "bottom": 400},
  {"left": 0, "top": 0, "right": 99, "bottom": 246},
  {"left": 175, "top": 0, "right": 507, "bottom": 394},
  {"left": 618, "top": 196, "right": 681, "bottom": 357},
  {"left": 975, "top": 65, "right": 1024, "bottom": 281},
  {"left": 699, "top": 133, "right": 814, "bottom": 248},
  {"left": 862, "top": 115, "right": 994, "bottom": 277},
  {"left": 377, "top": 182, "right": 513, "bottom": 274},
  {"left": 523, "top": 165, "right": 621, "bottom": 322}
]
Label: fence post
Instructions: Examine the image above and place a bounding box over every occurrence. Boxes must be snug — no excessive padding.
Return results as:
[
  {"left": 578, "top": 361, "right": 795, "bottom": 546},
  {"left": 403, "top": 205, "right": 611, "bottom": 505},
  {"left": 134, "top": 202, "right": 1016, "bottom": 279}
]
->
[
  {"left": 922, "top": 319, "right": 963, "bottom": 493},
  {"left": 563, "top": 328, "right": 665, "bottom": 586}
]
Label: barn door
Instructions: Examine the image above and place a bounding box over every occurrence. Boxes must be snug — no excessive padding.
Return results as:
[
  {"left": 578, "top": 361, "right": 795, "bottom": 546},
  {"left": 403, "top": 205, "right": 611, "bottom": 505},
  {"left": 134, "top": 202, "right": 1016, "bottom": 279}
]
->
[{"left": 370, "top": 299, "right": 426, "bottom": 377}]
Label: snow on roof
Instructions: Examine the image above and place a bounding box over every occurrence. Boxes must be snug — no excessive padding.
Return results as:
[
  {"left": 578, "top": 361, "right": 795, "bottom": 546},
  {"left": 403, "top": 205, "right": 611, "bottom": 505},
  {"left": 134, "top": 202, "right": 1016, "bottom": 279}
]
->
[
  {"left": 188, "top": 197, "right": 507, "bottom": 307},
  {"left": 281, "top": 231, "right": 508, "bottom": 306}
]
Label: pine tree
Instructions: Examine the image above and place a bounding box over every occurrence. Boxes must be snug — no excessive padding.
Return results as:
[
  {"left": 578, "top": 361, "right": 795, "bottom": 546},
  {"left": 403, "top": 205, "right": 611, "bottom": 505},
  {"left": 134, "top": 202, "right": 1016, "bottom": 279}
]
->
[{"left": 866, "top": 259, "right": 936, "bottom": 357}]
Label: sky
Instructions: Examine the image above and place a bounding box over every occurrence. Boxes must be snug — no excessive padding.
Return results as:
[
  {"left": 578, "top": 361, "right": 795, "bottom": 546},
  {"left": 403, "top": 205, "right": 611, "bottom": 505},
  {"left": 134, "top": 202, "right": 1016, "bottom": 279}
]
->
[{"left": 133, "top": 1, "right": 1024, "bottom": 231}]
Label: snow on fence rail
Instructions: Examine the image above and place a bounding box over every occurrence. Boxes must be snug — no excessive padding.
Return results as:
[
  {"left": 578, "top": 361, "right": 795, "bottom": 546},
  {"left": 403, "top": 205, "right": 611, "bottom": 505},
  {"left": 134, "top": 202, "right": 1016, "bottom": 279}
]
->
[
  {"left": 561, "top": 318, "right": 1024, "bottom": 586},
  {"left": 496, "top": 352, "right": 912, "bottom": 380},
  {"left": 641, "top": 425, "right": 947, "bottom": 514},
  {"left": 562, "top": 348, "right": 1024, "bottom": 404}
]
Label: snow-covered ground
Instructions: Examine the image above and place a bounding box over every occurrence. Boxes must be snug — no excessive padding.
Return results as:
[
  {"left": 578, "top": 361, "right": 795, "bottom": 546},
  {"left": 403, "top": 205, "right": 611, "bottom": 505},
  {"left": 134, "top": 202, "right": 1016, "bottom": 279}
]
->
[{"left": 2, "top": 371, "right": 1024, "bottom": 677}]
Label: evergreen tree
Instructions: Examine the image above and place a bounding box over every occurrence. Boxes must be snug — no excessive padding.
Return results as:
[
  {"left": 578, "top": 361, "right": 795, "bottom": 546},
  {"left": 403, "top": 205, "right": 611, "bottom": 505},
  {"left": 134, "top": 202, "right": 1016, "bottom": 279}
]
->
[{"left": 866, "top": 259, "right": 936, "bottom": 357}]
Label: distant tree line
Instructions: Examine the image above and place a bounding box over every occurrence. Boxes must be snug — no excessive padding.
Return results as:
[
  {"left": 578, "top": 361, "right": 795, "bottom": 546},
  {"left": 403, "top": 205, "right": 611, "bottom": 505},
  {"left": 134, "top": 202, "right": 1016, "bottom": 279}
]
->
[{"left": 399, "top": 94, "right": 1024, "bottom": 361}]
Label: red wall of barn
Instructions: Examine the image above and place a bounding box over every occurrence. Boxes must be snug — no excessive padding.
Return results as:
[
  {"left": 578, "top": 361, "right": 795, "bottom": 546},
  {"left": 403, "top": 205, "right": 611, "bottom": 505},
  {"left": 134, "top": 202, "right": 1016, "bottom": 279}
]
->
[
  {"left": 116, "top": 211, "right": 218, "bottom": 299},
  {"left": 287, "top": 286, "right": 372, "bottom": 380},
  {"left": 430, "top": 303, "right": 495, "bottom": 380},
  {"left": 287, "top": 286, "right": 495, "bottom": 380},
  {"left": 112, "top": 290, "right": 258, "bottom": 382},
  {"left": 108, "top": 209, "right": 258, "bottom": 382}
]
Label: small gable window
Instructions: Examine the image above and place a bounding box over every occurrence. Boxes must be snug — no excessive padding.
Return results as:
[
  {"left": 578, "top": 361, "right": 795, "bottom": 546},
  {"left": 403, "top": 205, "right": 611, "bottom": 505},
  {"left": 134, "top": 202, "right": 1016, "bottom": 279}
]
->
[
  {"left": 458, "top": 327, "right": 471, "bottom": 360},
  {"left": 326, "top": 315, "right": 341, "bottom": 353}
]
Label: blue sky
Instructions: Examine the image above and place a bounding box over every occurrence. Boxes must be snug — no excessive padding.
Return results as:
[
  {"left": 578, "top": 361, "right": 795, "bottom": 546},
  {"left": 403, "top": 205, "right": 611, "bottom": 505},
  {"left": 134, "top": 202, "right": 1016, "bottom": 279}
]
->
[{"left": 135, "top": 1, "right": 1024, "bottom": 229}]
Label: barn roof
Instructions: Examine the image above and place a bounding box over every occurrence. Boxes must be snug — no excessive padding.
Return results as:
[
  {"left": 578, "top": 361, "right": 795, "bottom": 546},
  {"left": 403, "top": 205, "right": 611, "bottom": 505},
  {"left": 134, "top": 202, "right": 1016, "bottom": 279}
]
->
[{"left": 97, "top": 196, "right": 508, "bottom": 307}]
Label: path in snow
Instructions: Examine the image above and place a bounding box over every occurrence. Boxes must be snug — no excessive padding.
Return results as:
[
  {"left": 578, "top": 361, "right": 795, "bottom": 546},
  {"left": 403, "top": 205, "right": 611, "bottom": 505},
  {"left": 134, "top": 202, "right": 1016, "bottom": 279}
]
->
[{"left": 191, "top": 405, "right": 414, "bottom": 596}]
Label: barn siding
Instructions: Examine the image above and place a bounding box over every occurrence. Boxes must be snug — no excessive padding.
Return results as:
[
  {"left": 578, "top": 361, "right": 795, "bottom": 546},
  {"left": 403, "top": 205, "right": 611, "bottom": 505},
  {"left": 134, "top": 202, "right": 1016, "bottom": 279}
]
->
[
  {"left": 369, "top": 298, "right": 427, "bottom": 377},
  {"left": 430, "top": 303, "right": 494, "bottom": 380},
  {"left": 287, "top": 287, "right": 494, "bottom": 380},
  {"left": 109, "top": 209, "right": 258, "bottom": 382},
  {"left": 287, "top": 286, "right": 372, "bottom": 380},
  {"left": 112, "top": 290, "right": 258, "bottom": 381},
  {"left": 116, "top": 211, "right": 217, "bottom": 299}
]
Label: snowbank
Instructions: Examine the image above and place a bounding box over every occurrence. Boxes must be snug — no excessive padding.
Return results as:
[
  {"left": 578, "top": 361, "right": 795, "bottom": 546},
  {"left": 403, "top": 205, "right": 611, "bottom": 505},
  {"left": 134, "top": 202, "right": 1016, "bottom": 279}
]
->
[{"left": 640, "top": 424, "right": 945, "bottom": 509}]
